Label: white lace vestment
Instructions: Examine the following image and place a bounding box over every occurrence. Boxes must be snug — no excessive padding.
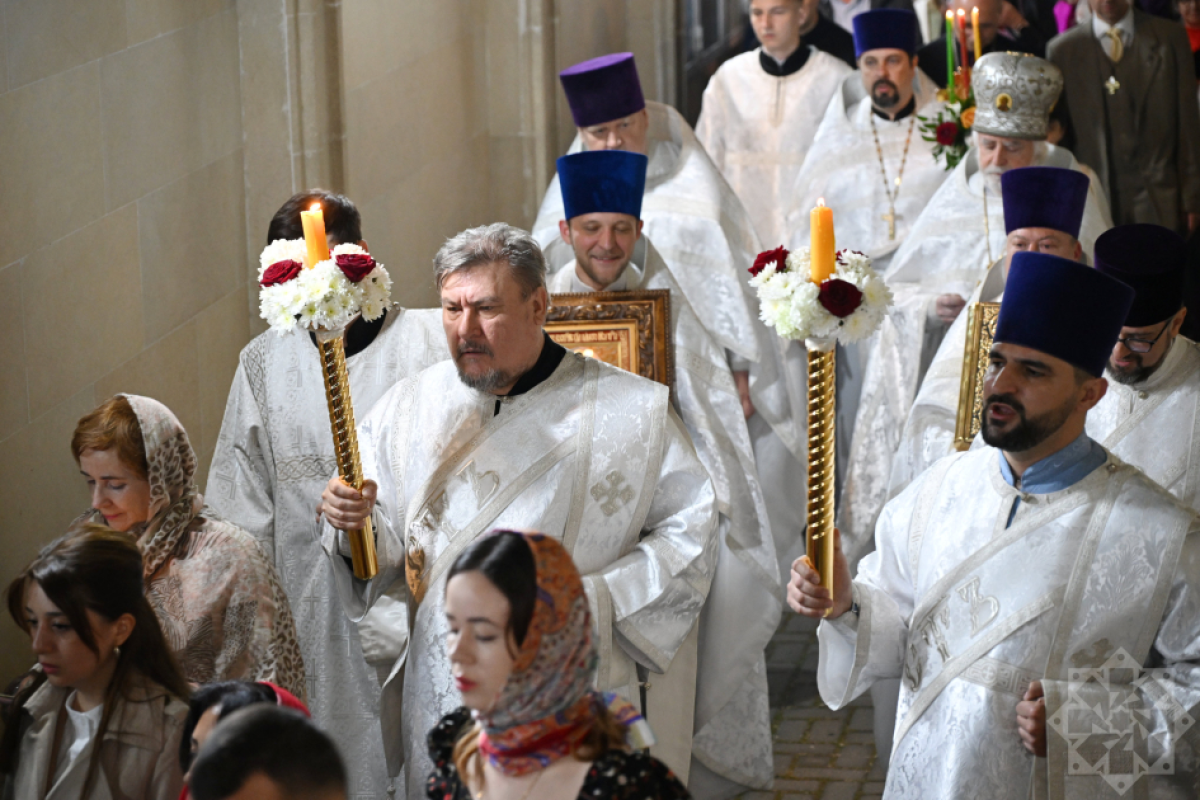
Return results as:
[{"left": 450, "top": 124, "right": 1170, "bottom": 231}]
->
[
  {"left": 321, "top": 354, "right": 719, "bottom": 799},
  {"left": 819, "top": 446, "right": 1200, "bottom": 799},
  {"left": 206, "top": 307, "right": 449, "bottom": 799}
]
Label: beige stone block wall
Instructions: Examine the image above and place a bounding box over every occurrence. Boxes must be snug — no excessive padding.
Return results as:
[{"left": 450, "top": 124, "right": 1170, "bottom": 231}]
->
[{"left": 0, "top": 2, "right": 247, "bottom": 684}]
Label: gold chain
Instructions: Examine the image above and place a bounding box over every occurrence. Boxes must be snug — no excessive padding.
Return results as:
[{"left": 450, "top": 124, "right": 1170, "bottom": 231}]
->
[{"left": 869, "top": 113, "right": 916, "bottom": 240}]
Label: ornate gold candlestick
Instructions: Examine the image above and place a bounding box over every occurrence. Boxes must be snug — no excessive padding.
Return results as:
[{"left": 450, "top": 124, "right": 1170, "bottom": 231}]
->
[
  {"left": 806, "top": 344, "right": 836, "bottom": 599},
  {"left": 316, "top": 329, "right": 378, "bottom": 580}
]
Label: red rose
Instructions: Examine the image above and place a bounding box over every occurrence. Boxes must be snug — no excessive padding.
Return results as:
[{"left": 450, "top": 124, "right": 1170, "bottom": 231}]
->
[
  {"left": 750, "top": 246, "right": 788, "bottom": 277},
  {"left": 817, "top": 279, "right": 864, "bottom": 318},
  {"left": 261, "top": 259, "right": 303, "bottom": 287},
  {"left": 935, "top": 121, "right": 959, "bottom": 146},
  {"left": 336, "top": 253, "right": 376, "bottom": 283}
]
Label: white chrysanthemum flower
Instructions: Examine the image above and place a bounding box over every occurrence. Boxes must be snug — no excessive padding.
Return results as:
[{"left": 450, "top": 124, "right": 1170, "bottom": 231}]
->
[
  {"left": 331, "top": 242, "right": 368, "bottom": 258},
  {"left": 259, "top": 239, "right": 308, "bottom": 278}
]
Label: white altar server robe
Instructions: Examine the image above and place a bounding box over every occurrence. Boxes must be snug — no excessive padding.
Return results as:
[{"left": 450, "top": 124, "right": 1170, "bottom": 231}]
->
[
  {"left": 695, "top": 46, "right": 852, "bottom": 249},
  {"left": 819, "top": 446, "right": 1200, "bottom": 799},
  {"left": 206, "top": 307, "right": 448, "bottom": 799}
]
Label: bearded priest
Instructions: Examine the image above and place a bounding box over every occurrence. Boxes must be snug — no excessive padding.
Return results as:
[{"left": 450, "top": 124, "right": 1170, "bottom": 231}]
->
[
  {"left": 318, "top": 223, "right": 720, "bottom": 799},
  {"left": 1089, "top": 224, "right": 1200, "bottom": 511},
  {"left": 790, "top": 251, "right": 1200, "bottom": 798},
  {"left": 206, "top": 190, "right": 449, "bottom": 799},
  {"left": 786, "top": 9, "right": 947, "bottom": 274},
  {"left": 694, "top": 0, "right": 852, "bottom": 249},
  {"left": 892, "top": 166, "right": 1093, "bottom": 503},
  {"left": 548, "top": 149, "right": 780, "bottom": 798},
  {"left": 837, "top": 52, "right": 1112, "bottom": 568},
  {"left": 533, "top": 51, "right": 811, "bottom": 584}
]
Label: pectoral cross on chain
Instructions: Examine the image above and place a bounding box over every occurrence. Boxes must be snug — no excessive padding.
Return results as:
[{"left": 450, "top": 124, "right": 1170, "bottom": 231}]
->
[{"left": 882, "top": 206, "right": 897, "bottom": 240}]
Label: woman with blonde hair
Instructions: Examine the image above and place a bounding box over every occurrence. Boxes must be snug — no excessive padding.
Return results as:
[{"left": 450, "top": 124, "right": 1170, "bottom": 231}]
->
[
  {"left": 1, "top": 526, "right": 191, "bottom": 799},
  {"left": 71, "top": 395, "right": 304, "bottom": 697},
  {"left": 428, "top": 530, "right": 689, "bottom": 799}
]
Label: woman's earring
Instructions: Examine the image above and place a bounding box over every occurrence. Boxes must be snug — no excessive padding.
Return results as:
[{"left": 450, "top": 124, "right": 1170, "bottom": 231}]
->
[{"left": 113, "top": 645, "right": 122, "bottom": 659}]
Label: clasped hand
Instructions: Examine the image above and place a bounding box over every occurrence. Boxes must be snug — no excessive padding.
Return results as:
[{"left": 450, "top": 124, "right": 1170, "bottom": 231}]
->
[
  {"left": 318, "top": 477, "right": 378, "bottom": 531},
  {"left": 786, "top": 528, "right": 853, "bottom": 619}
]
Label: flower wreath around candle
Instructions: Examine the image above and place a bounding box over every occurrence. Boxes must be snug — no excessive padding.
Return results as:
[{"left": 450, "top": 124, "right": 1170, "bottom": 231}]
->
[
  {"left": 748, "top": 246, "right": 892, "bottom": 344},
  {"left": 257, "top": 237, "right": 392, "bottom": 334}
]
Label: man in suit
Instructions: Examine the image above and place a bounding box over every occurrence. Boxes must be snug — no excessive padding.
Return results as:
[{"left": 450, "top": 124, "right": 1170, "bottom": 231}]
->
[
  {"left": 1048, "top": 0, "right": 1200, "bottom": 233},
  {"left": 819, "top": 0, "right": 913, "bottom": 34},
  {"left": 918, "top": 0, "right": 1046, "bottom": 88}
]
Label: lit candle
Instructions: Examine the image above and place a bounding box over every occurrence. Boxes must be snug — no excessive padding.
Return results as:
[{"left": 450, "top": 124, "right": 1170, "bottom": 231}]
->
[
  {"left": 301, "top": 203, "right": 330, "bottom": 269},
  {"left": 945, "top": 11, "right": 956, "bottom": 100},
  {"left": 810, "top": 199, "right": 836, "bottom": 284},
  {"left": 972, "top": 7, "right": 982, "bottom": 62}
]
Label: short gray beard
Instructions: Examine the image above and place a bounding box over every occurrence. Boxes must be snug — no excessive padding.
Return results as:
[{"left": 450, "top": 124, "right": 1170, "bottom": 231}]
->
[{"left": 455, "top": 365, "right": 516, "bottom": 393}]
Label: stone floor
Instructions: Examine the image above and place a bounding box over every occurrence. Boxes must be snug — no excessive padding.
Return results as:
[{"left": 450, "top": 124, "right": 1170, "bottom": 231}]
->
[{"left": 736, "top": 612, "right": 887, "bottom": 800}]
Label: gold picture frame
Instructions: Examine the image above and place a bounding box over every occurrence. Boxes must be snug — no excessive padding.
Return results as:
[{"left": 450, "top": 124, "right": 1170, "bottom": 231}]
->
[
  {"left": 547, "top": 290, "right": 674, "bottom": 390},
  {"left": 953, "top": 302, "right": 1001, "bottom": 451}
]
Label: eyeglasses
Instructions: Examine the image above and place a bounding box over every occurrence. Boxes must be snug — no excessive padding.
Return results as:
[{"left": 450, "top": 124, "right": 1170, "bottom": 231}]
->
[{"left": 1115, "top": 321, "right": 1170, "bottom": 354}]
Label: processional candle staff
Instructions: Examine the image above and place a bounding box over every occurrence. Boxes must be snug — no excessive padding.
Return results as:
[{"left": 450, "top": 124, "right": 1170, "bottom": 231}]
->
[
  {"left": 256, "top": 204, "right": 394, "bottom": 579},
  {"left": 957, "top": 9, "right": 970, "bottom": 86},
  {"left": 945, "top": 11, "right": 956, "bottom": 100},
  {"left": 747, "top": 203, "right": 893, "bottom": 605},
  {"left": 972, "top": 7, "right": 982, "bottom": 61}
]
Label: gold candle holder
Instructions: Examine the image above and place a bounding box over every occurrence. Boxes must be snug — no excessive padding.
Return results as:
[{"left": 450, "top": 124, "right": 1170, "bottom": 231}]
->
[
  {"left": 806, "top": 346, "right": 836, "bottom": 601},
  {"left": 316, "top": 330, "right": 378, "bottom": 581}
]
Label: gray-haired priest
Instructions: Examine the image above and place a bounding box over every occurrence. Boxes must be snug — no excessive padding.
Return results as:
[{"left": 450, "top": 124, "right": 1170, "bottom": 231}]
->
[
  {"left": 789, "top": 251, "right": 1200, "bottom": 798},
  {"left": 318, "top": 223, "right": 719, "bottom": 798},
  {"left": 1089, "top": 224, "right": 1200, "bottom": 511},
  {"left": 837, "top": 52, "right": 1112, "bottom": 569},
  {"left": 548, "top": 149, "right": 780, "bottom": 798},
  {"left": 892, "top": 166, "right": 1092, "bottom": 497}
]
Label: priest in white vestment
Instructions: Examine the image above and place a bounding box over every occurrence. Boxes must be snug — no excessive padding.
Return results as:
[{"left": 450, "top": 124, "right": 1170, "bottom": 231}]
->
[
  {"left": 790, "top": 252, "right": 1200, "bottom": 798},
  {"left": 695, "top": 0, "right": 852, "bottom": 249},
  {"left": 784, "top": 9, "right": 948, "bottom": 493},
  {"left": 1089, "top": 224, "right": 1200, "bottom": 512},
  {"left": 206, "top": 191, "right": 449, "bottom": 799},
  {"left": 318, "top": 223, "right": 720, "bottom": 799},
  {"left": 838, "top": 52, "right": 1113, "bottom": 568},
  {"left": 532, "top": 51, "right": 810, "bottom": 583},
  {"left": 892, "top": 166, "right": 1093, "bottom": 503},
  {"left": 548, "top": 150, "right": 780, "bottom": 797}
]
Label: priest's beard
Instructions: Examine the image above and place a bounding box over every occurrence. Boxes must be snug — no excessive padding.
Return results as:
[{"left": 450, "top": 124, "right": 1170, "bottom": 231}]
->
[
  {"left": 454, "top": 340, "right": 516, "bottom": 393},
  {"left": 1106, "top": 352, "right": 1164, "bottom": 385},
  {"left": 871, "top": 79, "right": 900, "bottom": 110},
  {"left": 981, "top": 392, "right": 1076, "bottom": 452}
]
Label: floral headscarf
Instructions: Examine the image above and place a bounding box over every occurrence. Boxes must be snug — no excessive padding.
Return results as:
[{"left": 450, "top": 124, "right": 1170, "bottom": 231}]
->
[
  {"left": 474, "top": 532, "right": 601, "bottom": 775},
  {"left": 93, "top": 394, "right": 204, "bottom": 578}
]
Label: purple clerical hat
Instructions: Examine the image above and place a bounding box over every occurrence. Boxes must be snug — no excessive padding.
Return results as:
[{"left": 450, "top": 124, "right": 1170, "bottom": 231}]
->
[
  {"left": 1094, "top": 224, "right": 1187, "bottom": 327},
  {"left": 559, "top": 53, "right": 645, "bottom": 128}
]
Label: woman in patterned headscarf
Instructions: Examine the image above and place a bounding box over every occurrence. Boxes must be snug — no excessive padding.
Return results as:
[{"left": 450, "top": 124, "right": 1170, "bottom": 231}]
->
[
  {"left": 70, "top": 395, "right": 305, "bottom": 699},
  {"left": 427, "top": 530, "right": 690, "bottom": 800}
]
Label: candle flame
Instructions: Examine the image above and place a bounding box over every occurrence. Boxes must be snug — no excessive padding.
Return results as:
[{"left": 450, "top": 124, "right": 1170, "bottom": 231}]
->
[
  {"left": 957, "top": 8, "right": 965, "bottom": 16},
  {"left": 309, "top": 203, "right": 321, "bottom": 212},
  {"left": 817, "top": 197, "right": 826, "bottom": 207},
  {"left": 946, "top": 10, "right": 953, "bottom": 19}
]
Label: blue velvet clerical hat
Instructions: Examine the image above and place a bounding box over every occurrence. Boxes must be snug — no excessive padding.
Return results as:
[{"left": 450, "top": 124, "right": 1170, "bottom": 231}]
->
[
  {"left": 558, "top": 150, "right": 648, "bottom": 221},
  {"left": 1001, "top": 167, "right": 1090, "bottom": 237},
  {"left": 852, "top": 9, "right": 919, "bottom": 58},
  {"left": 560, "top": 53, "right": 646, "bottom": 128},
  {"left": 996, "top": 251, "right": 1134, "bottom": 377},
  {"left": 1094, "top": 224, "right": 1187, "bottom": 328}
]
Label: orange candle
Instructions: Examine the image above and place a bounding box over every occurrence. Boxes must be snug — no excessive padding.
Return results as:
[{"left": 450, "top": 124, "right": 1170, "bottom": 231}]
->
[
  {"left": 810, "top": 199, "right": 836, "bottom": 283},
  {"left": 972, "top": 7, "right": 982, "bottom": 62},
  {"left": 301, "top": 203, "right": 330, "bottom": 268}
]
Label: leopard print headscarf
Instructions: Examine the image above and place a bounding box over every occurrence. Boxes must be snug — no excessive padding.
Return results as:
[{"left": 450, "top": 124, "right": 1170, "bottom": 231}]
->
[{"left": 112, "top": 394, "right": 204, "bottom": 577}]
